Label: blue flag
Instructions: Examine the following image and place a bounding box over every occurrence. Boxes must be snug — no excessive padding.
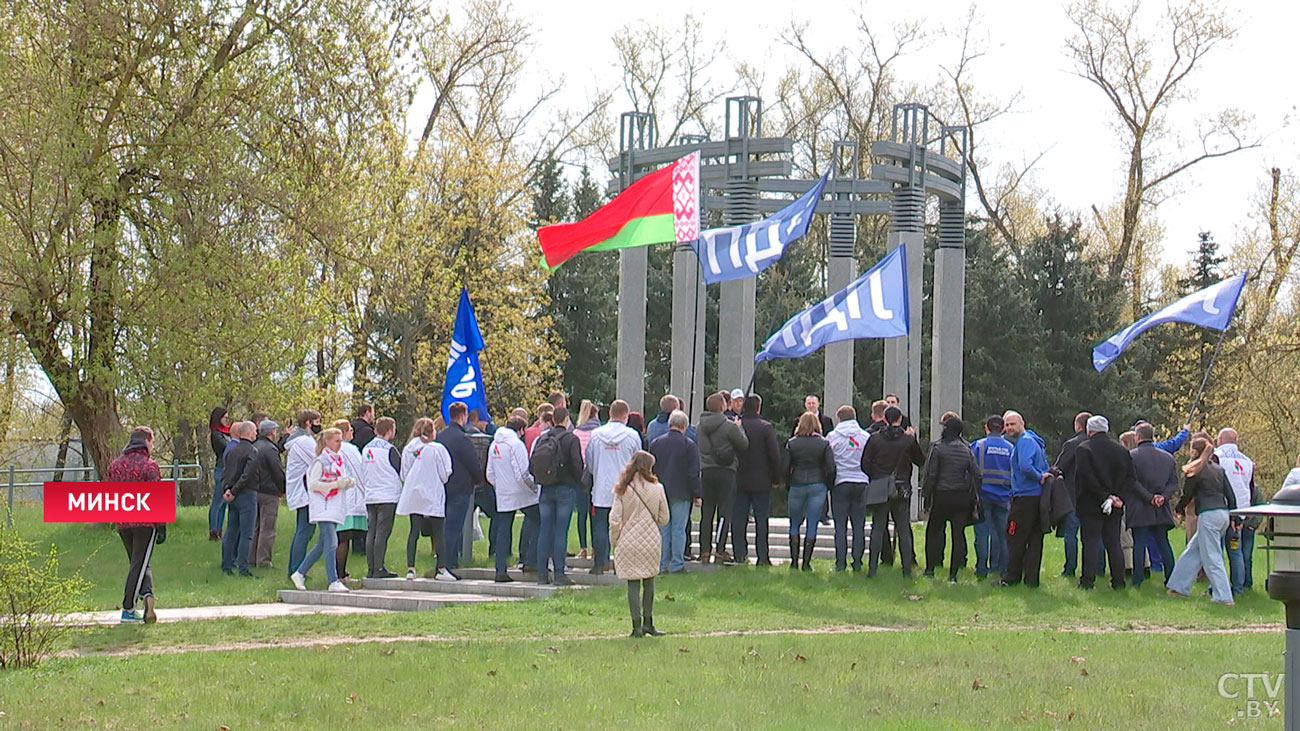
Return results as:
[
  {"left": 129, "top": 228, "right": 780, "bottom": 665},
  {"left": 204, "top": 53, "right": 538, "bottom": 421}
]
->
[
  {"left": 442, "top": 288, "right": 490, "bottom": 423},
  {"left": 692, "top": 173, "right": 829, "bottom": 284},
  {"left": 1092, "top": 271, "right": 1248, "bottom": 372},
  {"left": 755, "top": 244, "right": 909, "bottom": 363}
]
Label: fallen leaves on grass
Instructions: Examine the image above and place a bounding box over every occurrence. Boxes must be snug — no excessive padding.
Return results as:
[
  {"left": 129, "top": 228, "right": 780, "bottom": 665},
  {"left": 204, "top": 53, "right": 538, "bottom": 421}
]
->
[
  {"left": 1081, "top": 667, "right": 1090, "bottom": 677},
  {"left": 345, "top": 692, "right": 357, "bottom": 704},
  {"left": 1069, "top": 656, "right": 1085, "bottom": 663},
  {"left": 678, "top": 647, "right": 690, "bottom": 653},
  {"left": 794, "top": 654, "right": 807, "bottom": 662},
  {"left": 664, "top": 594, "right": 676, "bottom": 601},
  {"left": 546, "top": 646, "right": 559, "bottom": 653},
  {"left": 972, "top": 678, "right": 987, "bottom": 690},
  {"left": 907, "top": 595, "right": 922, "bottom": 601},
  {"left": 486, "top": 670, "right": 497, "bottom": 677}
]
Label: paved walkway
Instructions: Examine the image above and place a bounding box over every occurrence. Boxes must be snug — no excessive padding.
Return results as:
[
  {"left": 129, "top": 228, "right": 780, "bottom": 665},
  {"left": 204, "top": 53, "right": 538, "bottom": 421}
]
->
[{"left": 64, "top": 602, "right": 389, "bottom": 626}]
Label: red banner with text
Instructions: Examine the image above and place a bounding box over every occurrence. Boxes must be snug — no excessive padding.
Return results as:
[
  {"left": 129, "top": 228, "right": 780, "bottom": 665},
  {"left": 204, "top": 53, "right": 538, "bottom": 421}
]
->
[{"left": 43, "top": 482, "right": 176, "bottom": 523}]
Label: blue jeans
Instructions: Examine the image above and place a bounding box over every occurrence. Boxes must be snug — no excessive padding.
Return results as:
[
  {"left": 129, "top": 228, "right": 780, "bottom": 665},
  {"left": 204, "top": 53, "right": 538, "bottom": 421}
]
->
[
  {"left": 1225, "top": 522, "right": 1256, "bottom": 593},
  {"left": 661, "top": 498, "right": 692, "bottom": 572},
  {"left": 973, "top": 498, "right": 1010, "bottom": 577},
  {"left": 1060, "top": 510, "right": 1079, "bottom": 574},
  {"left": 288, "top": 507, "right": 316, "bottom": 578},
  {"left": 575, "top": 489, "right": 591, "bottom": 550},
  {"left": 441, "top": 490, "right": 473, "bottom": 569},
  {"left": 494, "top": 506, "right": 540, "bottom": 576},
  {"left": 1131, "top": 525, "right": 1174, "bottom": 586},
  {"left": 592, "top": 506, "right": 611, "bottom": 570},
  {"left": 220, "top": 490, "right": 257, "bottom": 573},
  {"left": 209, "top": 466, "right": 227, "bottom": 534},
  {"left": 788, "top": 483, "right": 828, "bottom": 544},
  {"left": 538, "top": 485, "right": 576, "bottom": 578},
  {"left": 296, "top": 521, "right": 339, "bottom": 584}
]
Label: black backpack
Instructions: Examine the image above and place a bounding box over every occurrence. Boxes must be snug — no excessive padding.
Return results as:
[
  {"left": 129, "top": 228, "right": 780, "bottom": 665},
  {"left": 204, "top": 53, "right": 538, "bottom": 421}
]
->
[{"left": 530, "top": 430, "right": 564, "bottom": 485}]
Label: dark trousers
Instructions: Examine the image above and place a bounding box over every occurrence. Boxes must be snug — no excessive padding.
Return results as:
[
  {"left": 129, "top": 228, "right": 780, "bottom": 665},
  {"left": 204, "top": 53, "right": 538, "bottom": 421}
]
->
[
  {"left": 220, "top": 490, "right": 257, "bottom": 573},
  {"left": 1131, "top": 525, "right": 1175, "bottom": 586},
  {"left": 732, "top": 489, "right": 771, "bottom": 563},
  {"left": 699, "top": 468, "right": 736, "bottom": 556},
  {"left": 1002, "top": 495, "right": 1043, "bottom": 587},
  {"left": 474, "top": 486, "right": 498, "bottom": 556},
  {"left": 869, "top": 497, "right": 914, "bottom": 574},
  {"left": 925, "top": 491, "right": 971, "bottom": 578},
  {"left": 1080, "top": 509, "right": 1125, "bottom": 589},
  {"left": 366, "top": 503, "right": 397, "bottom": 577},
  {"left": 119, "top": 526, "right": 157, "bottom": 611},
  {"left": 575, "top": 488, "right": 591, "bottom": 551},
  {"left": 406, "top": 514, "right": 444, "bottom": 569},
  {"left": 441, "top": 490, "right": 472, "bottom": 569},
  {"left": 494, "top": 505, "right": 540, "bottom": 575},
  {"left": 288, "top": 506, "right": 315, "bottom": 578},
  {"left": 831, "top": 482, "right": 869, "bottom": 570},
  {"left": 592, "top": 506, "right": 612, "bottom": 570}
]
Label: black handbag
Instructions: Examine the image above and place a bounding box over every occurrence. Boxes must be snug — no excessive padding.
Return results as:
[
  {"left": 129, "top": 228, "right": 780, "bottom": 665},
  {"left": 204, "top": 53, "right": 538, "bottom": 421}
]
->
[{"left": 866, "top": 475, "right": 894, "bottom": 506}]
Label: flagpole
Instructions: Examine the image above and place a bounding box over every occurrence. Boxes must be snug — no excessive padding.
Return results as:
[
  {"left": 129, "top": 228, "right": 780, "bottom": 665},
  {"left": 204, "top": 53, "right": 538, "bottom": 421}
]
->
[{"left": 1186, "top": 326, "right": 1229, "bottom": 427}]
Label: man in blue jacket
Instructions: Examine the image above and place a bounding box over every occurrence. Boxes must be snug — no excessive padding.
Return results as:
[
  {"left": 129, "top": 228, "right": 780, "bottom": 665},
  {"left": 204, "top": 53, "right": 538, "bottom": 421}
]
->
[
  {"left": 436, "top": 401, "right": 486, "bottom": 573},
  {"left": 997, "top": 410, "right": 1049, "bottom": 588},
  {"left": 971, "top": 415, "right": 1014, "bottom": 579}
]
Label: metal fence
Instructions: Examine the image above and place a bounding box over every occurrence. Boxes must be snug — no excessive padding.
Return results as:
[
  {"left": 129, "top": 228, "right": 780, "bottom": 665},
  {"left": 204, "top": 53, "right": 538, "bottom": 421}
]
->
[{"left": 3, "top": 458, "right": 202, "bottom": 529}]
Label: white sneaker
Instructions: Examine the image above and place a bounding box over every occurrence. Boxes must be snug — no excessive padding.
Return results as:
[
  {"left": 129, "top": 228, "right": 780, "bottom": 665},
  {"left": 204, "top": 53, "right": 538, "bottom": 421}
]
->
[
  {"left": 434, "top": 568, "right": 458, "bottom": 582},
  {"left": 290, "top": 572, "right": 307, "bottom": 591},
  {"left": 405, "top": 569, "right": 416, "bottom": 580},
  {"left": 327, "top": 581, "right": 351, "bottom": 593}
]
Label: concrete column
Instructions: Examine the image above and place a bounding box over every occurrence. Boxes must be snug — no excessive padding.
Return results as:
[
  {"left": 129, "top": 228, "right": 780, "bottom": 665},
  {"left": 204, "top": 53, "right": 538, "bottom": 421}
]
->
[
  {"left": 671, "top": 245, "right": 707, "bottom": 416},
  {"left": 718, "top": 277, "right": 756, "bottom": 392},
  {"left": 883, "top": 230, "right": 923, "bottom": 424},
  {"left": 930, "top": 202, "right": 965, "bottom": 436},
  {"left": 617, "top": 246, "right": 647, "bottom": 409},
  {"left": 822, "top": 256, "right": 857, "bottom": 412}
]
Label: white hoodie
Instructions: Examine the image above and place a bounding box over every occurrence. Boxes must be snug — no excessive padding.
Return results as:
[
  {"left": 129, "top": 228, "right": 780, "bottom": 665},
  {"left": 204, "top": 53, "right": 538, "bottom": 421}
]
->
[
  {"left": 487, "top": 427, "right": 538, "bottom": 512},
  {"left": 585, "top": 421, "right": 642, "bottom": 508},
  {"left": 1214, "top": 443, "right": 1256, "bottom": 509},
  {"left": 397, "top": 438, "right": 453, "bottom": 518},
  {"left": 825, "top": 419, "right": 871, "bottom": 485},
  {"left": 1283, "top": 467, "right": 1300, "bottom": 491}
]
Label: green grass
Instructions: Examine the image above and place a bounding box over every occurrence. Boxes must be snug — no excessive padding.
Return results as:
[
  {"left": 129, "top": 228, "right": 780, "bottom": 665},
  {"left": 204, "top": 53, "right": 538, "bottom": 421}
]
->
[{"left": 0, "top": 630, "right": 1282, "bottom": 728}]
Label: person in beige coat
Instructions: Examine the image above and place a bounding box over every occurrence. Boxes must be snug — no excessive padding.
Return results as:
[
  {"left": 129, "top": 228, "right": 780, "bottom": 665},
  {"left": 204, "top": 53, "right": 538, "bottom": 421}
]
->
[{"left": 610, "top": 450, "right": 670, "bottom": 637}]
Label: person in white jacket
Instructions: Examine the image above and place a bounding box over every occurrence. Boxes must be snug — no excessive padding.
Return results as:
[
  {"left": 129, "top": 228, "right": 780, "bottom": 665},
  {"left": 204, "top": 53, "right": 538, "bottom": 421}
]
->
[
  {"left": 290, "top": 428, "right": 356, "bottom": 593},
  {"left": 487, "top": 416, "right": 539, "bottom": 582},
  {"left": 361, "top": 417, "right": 403, "bottom": 579},
  {"left": 284, "top": 409, "right": 323, "bottom": 579},
  {"left": 585, "top": 400, "right": 643, "bottom": 576},
  {"left": 825, "top": 405, "right": 872, "bottom": 572},
  {"left": 1284, "top": 454, "right": 1300, "bottom": 491},
  {"left": 397, "top": 420, "right": 455, "bottom": 581},
  {"left": 332, "top": 420, "right": 368, "bottom": 582}
]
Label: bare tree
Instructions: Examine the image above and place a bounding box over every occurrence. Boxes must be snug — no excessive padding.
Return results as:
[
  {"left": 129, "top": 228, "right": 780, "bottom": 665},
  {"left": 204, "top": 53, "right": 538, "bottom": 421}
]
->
[
  {"left": 1065, "top": 0, "right": 1258, "bottom": 310},
  {"left": 612, "top": 16, "right": 731, "bottom": 145}
]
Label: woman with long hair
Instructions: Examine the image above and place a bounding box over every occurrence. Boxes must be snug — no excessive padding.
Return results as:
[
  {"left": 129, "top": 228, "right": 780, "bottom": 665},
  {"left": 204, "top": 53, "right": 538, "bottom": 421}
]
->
[
  {"left": 290, "top": 428, "right": 356, "bottom": 593},
  {"left": 609, "top": 450, "right": 669, "bottom": 637},
  {"left": 397, "top": 418, "right": 455, "bottom": 581},
  {"left": 573, "top": 399, "right": 601, "bottom": 562},
  {"left": 331, "top": 419, "right": 368, "bottom": 582},
  {"left": 208, "top": 406, "right": 232, "bottom": 541},
  {"left": 921, "top": 417, "right": 981, "bottom": 582},
  {"left": 783, "top": 412, "right": 837, "bottom": 571},
  {"left": 1167, "top": 436, "right": 1236, "bottom": 605}
]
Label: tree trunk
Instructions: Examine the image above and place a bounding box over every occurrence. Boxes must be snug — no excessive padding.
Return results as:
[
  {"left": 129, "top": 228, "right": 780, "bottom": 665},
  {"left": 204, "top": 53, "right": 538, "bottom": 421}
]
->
[{"left": 63, "top": 386, "right": 121, "bottom": 481}]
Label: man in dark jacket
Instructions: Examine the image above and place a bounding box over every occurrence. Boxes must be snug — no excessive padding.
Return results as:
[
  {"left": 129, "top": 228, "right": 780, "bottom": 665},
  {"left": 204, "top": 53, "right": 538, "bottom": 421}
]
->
[
  {"left": 1074, "top": 415, "right": 1133, "bottom": 590},
  {"left": 734, "top": 394, "right": 782, "bottom": 565},
  {"left": 1126, "top": 423, "right": 1179, "bottom": 587},
  {"left": 250, "top": 420, "right": 285, "bottom": 569},
  {"left": 649, "top": 410, "right": 701, "bottom": 572},
  {"left": 790, "top": 394, "right": 835, "bottom": 435},
  {"left": 532, "top": 407, "right": 585, "bottom": 585},
  {"left": 860, "top": 406, "right": 925, "bottom": 576},
  {"left": 350, "top": 403, "right": 376, "bottom": 449},
  {"left": 220, "top": 421, "right": 261, "bottom": 577},
  {"left": 1053, "top": 411, "right": 1091, "bottom": 577},
  {"left": 436, "top": 401, "right": 486, "bottom": 572},
  {"left": 696, "top": 392, "right": 749, "bottom": 563},
  {"left": 467, "top": 416, "right": 498, "bottom": 558}
]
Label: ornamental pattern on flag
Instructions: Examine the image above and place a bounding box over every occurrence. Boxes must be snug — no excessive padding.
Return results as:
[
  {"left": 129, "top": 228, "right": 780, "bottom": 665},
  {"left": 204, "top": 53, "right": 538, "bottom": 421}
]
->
[
  {"left": 673, "top": 151, "right": 700, "bottom": 241},
  {"left": 692, "top": 173, "right": 828, "bottom": 284},
  {"left": 755, "top": 244, "right": 909, "bottom": 363}
]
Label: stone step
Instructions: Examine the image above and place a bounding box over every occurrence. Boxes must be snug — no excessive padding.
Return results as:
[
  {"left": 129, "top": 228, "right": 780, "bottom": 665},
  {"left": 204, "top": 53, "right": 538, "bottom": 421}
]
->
[
  {"left": 454, "top": 567, "right": 623, "bottom": 586},
  {"left": 361, "top": 576, "right": 563, "bottom": 598},
  {"left": 277, "top": 589, "right": 521, "bottom": 612}
]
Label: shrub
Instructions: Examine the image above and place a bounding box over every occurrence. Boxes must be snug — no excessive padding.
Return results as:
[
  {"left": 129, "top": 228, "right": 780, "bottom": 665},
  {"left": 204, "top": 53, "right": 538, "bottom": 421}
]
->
[{"left": 0, "top": 528, "right": 89, "bottom": 669}]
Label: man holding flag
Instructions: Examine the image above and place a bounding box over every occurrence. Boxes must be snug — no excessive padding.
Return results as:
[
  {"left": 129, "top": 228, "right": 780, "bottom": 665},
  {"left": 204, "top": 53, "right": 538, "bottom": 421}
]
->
[{"left": 439, "top": 289, "right": 491, "bottom": 572}]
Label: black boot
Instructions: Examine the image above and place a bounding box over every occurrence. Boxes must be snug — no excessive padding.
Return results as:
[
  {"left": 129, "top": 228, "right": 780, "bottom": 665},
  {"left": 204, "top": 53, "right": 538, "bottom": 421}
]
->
[
  {"left": 789, "top": 536, "right": 800, "bottom": 570},
  {"left": 801, "top": 537, "right": 816, "bottom": 571},
  {"left": 630, "top": 619, "right": 645, "bottom": 638},
  {"left": 643, "top": 616, "right": 666, "bottom": 636}
]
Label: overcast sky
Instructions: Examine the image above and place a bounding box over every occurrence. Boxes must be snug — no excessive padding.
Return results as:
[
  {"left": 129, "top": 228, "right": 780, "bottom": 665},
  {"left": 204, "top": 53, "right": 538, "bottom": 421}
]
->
[{"left": 517, "top": 0, "right": 1296, "bottom": 267}]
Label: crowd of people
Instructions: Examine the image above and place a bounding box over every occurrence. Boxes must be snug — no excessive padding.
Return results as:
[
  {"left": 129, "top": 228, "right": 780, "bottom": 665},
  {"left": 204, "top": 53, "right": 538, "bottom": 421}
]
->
[{"left": 110, "top": 388, "right": 1281, "bottom": 630}]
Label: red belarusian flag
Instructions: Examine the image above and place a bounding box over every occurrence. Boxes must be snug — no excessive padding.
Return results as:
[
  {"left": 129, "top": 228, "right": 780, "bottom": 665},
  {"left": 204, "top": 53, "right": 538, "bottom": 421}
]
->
[{"left": 538, "top": 151, "right": 699, "bottom": 269}]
